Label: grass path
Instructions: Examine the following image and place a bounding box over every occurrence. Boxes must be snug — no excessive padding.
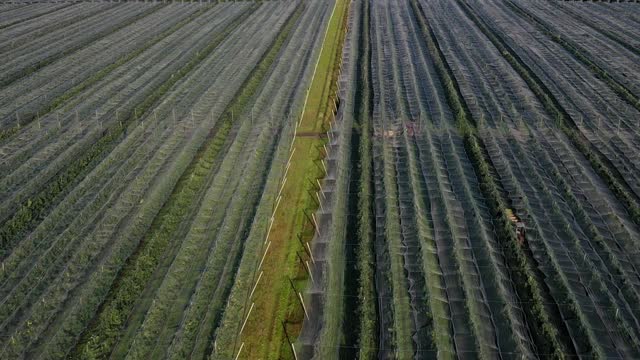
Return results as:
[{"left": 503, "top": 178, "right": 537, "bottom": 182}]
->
[{"left": 236, "top": 1, "right": 349, "bottom": 358}]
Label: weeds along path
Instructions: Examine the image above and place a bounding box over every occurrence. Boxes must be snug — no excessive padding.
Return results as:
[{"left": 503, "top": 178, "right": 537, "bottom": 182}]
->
[
  {"left": 209, "top": 1, "right": 350, "bottom": 359},
  {"left": 297, "top": 1, "right": 358, "bottom": 358}
]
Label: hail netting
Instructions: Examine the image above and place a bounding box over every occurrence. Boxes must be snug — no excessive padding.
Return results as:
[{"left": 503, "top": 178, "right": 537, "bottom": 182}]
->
[
  {"left": 0, "top": 3, "right": 210, "bottom": 129},
  {"left": 0, "top": 3, "right": 254, "bottom": 240}
]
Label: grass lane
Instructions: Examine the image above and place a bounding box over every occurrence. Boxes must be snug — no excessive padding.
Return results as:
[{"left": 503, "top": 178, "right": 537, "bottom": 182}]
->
[{"left": 234, "top": 1, "right": 350, "bottom": 359}]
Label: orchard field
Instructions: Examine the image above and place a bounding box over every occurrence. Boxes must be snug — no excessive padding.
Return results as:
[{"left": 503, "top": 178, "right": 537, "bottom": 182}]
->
[
  {"left": 0, "top": 1, "right": 338, "bottom": 358},
  {"left": 304, "top": 0, "right": 640, "bottom": 359},
  {"left": 1, "top": 0, "right": 640, "bottom": 359}
]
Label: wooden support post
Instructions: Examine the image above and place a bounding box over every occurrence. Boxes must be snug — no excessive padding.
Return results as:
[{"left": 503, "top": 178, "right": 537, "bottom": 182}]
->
[
  {"left": 305, "top": 261, "right": 314, "bottom": 283},
  {"left": 298, "top": 292, "right": 309, "bottom": 319},
  {"left": 264, "top": 218, "right": 275, "bottom": 244},
  {"left": 239, "top": 302, "right": 255, "bottom": 335},
  {"left": 234, "top": 342, "right": 245, "bottom": 360},
  {"left": 311, "top": 213, "right": 320, "bottom": 236},
  {"left": 306, "top": 178, "right": 318, "bottom": 192},
  {"left": 278, "top": 177, "right": 287, "bottom": 199},
  {"left": 249, "top": 271, "right": 264, "bottom": 299},
  {"left": 272, "top": 195, "right": 283, "bottom": 217},
  {"left": 297, "top": 233, "right": 308, "bottom": 255},
  {"left": 287, "top": 147, "right": 296, "bottom": 165},
  {"left": 282, "top": 322, "right": 298, "bottom": 360},
  {"left": 258, "top": 241, "right": 271, "bottom": 269},
  {"left": 306, "top": 242, "right": 315, "bottom": 264},
  {"left": 282, "top": 162, "right": 292, "bottom": 182}
]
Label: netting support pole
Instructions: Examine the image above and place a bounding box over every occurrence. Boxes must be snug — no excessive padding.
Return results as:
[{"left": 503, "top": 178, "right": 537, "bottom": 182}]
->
[
  {"left": 296, "top": 251, "right": 314, "bottom": 283},
  {"left": 258, "top": 241, "right": 271, "bottom": 270},
  {"left": 297, "top": 233, "right": 309, "bottom": 256},
  {"left": 249, "top": 271, "right": 264, "bottom": 299},
  {"left": 298, "top": 292, "right": 309, "bottom": 319},
  {"left": 316, "top": 179, "right": 325, "bottom": 198},
  {"left": 281, "top": 321, "right": 298, "bottom": 360},
  {"left": 239, "top": 302, "right": 255, "bottom": 335},
  {"left": 311, "top": 213, "right": 320, "bottom": 236},
  {"left": 306, "top": 242, "right": 315, "bottom": 264},
  {"left": 234, "top": 342, "right": 245, "bottom": 360}
]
